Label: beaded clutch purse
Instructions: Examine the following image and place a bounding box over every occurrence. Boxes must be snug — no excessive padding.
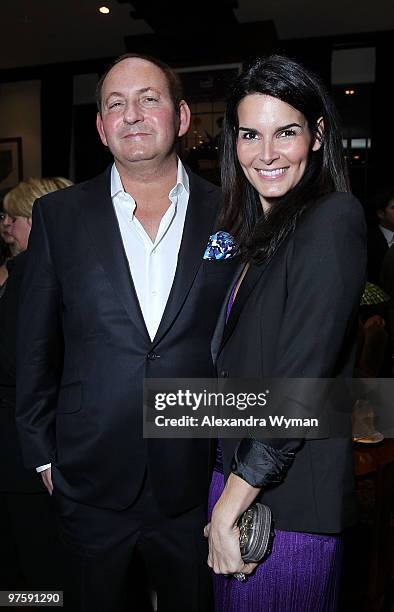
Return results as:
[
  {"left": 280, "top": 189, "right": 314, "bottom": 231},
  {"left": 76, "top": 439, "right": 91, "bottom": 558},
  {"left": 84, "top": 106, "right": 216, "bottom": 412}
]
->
[{"left": 238, "top": 502, "right": 275, "bottom": 563}]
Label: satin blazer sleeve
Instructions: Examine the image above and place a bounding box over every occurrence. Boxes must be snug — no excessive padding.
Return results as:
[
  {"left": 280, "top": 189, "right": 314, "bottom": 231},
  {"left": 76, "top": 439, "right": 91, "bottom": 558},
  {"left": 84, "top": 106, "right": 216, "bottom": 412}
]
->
[{"left": 232, "top": 192, "right": 367, "bottom": 488}]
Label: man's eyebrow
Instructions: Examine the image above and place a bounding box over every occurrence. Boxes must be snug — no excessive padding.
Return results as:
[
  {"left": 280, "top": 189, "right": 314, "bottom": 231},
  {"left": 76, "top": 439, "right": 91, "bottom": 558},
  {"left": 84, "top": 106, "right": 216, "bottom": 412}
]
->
[
  {"left": 136, "top": 87, "right": 161, "bottom": 95},
  {"left": 106, "top": 87, "right": 161, "bottom": 98},
  {"left": 104, "top": 87, "right": 162, "bottom": 106},
  {"left": 105, "top": 91, "right": 124, "bottom": 100}
]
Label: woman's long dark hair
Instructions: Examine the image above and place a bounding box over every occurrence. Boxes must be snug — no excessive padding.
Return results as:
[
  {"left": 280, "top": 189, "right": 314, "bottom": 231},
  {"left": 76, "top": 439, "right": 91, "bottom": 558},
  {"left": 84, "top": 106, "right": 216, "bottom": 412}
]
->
[{"left": 219, "top": 55, "right": 350, "bottom": 263}]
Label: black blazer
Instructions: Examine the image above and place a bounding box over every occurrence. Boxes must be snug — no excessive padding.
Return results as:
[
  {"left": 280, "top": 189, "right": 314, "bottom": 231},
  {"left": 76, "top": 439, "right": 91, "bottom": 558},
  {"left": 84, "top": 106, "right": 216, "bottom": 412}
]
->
[
  {"left": 214, "top": 193, "right": 367, "bottom": 534},
  {"left": 0, "top": 252, "right": 45, "bottom": 493},
  {"left": 16, "top": 167, "right": 238, "bottom": 514},
  {"left": 367, "top": 223, "right": 389, "bottom": 284}
]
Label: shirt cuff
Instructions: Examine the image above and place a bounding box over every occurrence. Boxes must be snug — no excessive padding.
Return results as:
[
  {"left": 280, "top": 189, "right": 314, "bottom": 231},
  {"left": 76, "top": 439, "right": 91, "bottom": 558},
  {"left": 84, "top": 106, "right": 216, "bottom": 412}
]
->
[
  {"left": 231, "top": 438, "right": 295, "bottom": 488},
  {"left": 36, "top": 463, "right": 51, "bottom": 473}
]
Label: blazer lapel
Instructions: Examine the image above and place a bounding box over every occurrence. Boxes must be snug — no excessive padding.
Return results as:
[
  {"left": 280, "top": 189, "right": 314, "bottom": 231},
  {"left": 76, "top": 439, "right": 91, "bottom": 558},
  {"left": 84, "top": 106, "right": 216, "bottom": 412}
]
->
[
  {"left": 211, "top": 262, "right": 243, "bottom": 365},
  {"left": 218, "top": 260, "right": 268, "bottom": 357},
  {"left": 79, "top": 169, "right": 150, "bottom": 341},
  {"left": 152, "top": 170, "right": 218, "bottom": 347}
]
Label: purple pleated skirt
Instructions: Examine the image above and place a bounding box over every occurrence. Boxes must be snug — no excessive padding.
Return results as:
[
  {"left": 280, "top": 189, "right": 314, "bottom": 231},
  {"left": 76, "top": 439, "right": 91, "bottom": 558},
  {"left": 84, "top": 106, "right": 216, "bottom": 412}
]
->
[{"left": 208, "top": 469, "right": 342, "bottom": 612}]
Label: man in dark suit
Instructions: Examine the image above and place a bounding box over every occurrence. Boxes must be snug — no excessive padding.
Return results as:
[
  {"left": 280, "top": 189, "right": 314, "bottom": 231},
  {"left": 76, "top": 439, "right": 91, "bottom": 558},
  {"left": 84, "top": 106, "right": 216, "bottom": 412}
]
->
[
  {"left": 367, "top": 187, "right": 394, "bottom": 283},
  {"left": 16, "top": 54, "right": 236, "bottom": 612}
]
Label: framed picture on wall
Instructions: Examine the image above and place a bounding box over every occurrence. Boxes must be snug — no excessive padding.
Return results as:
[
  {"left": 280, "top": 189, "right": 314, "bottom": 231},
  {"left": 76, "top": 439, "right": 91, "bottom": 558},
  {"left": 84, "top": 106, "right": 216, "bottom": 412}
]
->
[{"left": 0, "top": 137, "right": 23, "bottom": 193}]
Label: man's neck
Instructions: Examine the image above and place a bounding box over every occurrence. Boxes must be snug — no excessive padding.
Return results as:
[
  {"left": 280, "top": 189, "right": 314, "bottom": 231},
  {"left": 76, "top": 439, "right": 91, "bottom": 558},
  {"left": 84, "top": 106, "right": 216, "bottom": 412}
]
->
[
  {"left": 115, "top": 156, "right": 181, "bottom": 242},
  {"left": 379, "top": 222, "right": 394, "bottom": 234},
  {"left": 115, "top": 156, "right": 178, "bottom": 204}
]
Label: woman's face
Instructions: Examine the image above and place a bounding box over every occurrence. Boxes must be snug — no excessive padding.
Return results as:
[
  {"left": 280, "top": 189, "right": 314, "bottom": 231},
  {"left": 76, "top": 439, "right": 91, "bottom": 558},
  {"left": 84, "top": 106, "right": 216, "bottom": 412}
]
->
[
  {"left": 9, "top": 215, "right": 32, "bottom": 254},
  {"left": 0, "top": 211, "right": 16, "bottom": 246},
  {"left": 236, "top": 94, "right": 321, "bottom": 213}
]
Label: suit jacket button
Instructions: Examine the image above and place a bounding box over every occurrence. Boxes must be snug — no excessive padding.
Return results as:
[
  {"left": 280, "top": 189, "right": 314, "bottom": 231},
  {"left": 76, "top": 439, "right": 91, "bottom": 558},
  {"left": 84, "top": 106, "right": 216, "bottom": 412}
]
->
[
  {"left": 147, "top": 352, "right": 160, "bottom": 361},
  {"left": 220, "top": 370, "right": 229, "bottom": 377}
]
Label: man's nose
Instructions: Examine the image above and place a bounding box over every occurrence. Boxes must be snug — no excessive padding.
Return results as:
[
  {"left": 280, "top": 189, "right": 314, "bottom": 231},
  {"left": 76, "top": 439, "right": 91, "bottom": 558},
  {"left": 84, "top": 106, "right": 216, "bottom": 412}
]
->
[
  {"left": 258, "top": 139, "right": 280, "bottom": 165},
  {"left": 123, "top": 100, "right": 144, "bottom": 124}
]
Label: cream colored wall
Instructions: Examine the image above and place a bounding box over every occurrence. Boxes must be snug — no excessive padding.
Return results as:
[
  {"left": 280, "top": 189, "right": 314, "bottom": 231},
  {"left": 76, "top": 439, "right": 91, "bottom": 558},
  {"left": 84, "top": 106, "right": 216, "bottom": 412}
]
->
[{"left": 0, "top": 80, "right": 41, "bottom": 179}]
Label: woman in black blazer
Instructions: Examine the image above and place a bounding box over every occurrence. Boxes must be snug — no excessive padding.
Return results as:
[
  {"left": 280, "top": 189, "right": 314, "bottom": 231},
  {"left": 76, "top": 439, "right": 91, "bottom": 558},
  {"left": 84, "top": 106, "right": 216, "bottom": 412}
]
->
[{"left": 206, "top": 56, "right": 366, "bottom": 611}]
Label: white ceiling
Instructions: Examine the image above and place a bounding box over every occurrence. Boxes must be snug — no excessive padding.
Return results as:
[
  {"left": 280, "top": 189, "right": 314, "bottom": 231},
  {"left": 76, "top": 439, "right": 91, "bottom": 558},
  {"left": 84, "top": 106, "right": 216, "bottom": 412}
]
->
[{"left": 1, "top": 0, "right": 394, "bottom": 70}]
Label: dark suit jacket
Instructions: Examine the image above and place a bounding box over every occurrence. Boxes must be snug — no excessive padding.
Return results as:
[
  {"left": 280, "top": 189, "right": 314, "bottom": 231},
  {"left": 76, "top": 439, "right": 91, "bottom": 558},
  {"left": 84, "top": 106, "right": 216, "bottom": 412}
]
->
[
  {"left": 16, "top": 167, "right": 238, "bottom": 514},
  {"left": 380, "top": 244, "right": 394, "bottom": 350},
  {"left": 0, "top": 252, "right": 45, "bottom": 492},
  {"left": 214, "top": 193, "right": 367, "bottom": 534},
  {"left": 367, "top": 223, "right": 389, "bottom": 284}
]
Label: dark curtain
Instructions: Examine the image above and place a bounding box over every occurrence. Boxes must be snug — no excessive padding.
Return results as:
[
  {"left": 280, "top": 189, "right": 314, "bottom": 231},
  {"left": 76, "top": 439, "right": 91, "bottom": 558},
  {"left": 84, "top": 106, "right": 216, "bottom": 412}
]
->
[
  {"left": 73, "top": 104, "right": 112, "bottom": 182},
  {"left": 279, "top": 38, "right": 332, "bottom": 88},
  {"left": 41, "top": 74, "right": 73, "bottom": 178},
  {"left": 370, "top": 34, "right": 391, "bottom": 190}
]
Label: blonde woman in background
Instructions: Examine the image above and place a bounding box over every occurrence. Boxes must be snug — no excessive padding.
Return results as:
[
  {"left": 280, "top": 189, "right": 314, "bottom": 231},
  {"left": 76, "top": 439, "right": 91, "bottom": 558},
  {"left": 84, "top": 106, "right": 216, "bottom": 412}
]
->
[
  {"left": 0, "top": 201, "right": 19, "bottom": 296},
  {"left": 0, "top": 177, "right": 74, "bottom": 602},
  {"left": 4, "top": 177, "right": 72, "bottom": 252}
]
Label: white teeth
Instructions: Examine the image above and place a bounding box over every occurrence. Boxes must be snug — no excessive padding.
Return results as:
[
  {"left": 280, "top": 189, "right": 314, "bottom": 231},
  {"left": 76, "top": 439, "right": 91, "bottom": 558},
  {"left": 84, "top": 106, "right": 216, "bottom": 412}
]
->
[{"left": 257, "top": 168, "right": 286, "bottom": 177}]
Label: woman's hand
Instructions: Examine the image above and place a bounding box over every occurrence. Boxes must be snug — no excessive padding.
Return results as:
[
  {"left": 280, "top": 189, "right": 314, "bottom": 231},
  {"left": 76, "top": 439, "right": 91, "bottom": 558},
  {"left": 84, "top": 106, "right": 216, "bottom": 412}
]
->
[
  {"left": 204, "top": 517, "right": 257, "bottom": 576},
  {"left": 204, "top": 473, "right": 260, "bottom": 576}
]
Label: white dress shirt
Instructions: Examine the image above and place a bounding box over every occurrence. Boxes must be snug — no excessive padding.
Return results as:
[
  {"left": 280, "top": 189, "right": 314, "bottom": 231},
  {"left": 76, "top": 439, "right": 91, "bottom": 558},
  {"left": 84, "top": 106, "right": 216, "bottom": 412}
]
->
[
  {"left": 111, "top": 159, "right": 189, "bottom": 340},
  {"left": 379, "top": 225, "right": 394, "bottom": 248},
  {"left": 37, "top": 159, "right": 190, "bottom": 473}
]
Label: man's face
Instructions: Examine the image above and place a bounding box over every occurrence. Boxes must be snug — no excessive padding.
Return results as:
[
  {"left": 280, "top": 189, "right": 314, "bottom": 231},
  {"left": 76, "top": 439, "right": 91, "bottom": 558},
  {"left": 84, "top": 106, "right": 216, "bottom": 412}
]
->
[
  {"left": 96, "top": 58, "right": 190, "bottom": 170},
  {"left": 378, "top": 199, "right": 394, "bottom": 232}
]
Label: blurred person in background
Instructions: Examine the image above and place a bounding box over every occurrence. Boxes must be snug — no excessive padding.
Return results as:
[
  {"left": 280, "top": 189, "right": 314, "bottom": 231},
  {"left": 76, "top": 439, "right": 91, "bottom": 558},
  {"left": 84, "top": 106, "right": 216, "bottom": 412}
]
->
[
  {"left": 0, "top": 207, "right": 19, "bottom": 256},
  {"left": 0, "top": 177, "right": 73, "bottom": 597},
  {"left": 367, "top": 186, "right": 394, "bottom": 284},
  {"left": 0, "top": 202, "right": 18, "bottom": 295},
  {"left": 0, "top": 234, "right": 10, "bottom": 297}
]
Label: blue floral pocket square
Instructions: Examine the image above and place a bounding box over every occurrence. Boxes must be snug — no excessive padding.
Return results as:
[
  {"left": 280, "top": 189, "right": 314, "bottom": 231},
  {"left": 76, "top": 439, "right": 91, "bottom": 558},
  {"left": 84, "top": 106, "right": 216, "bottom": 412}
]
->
[{"left": 203, "top": 231, "right": 238, "bottom": 260}]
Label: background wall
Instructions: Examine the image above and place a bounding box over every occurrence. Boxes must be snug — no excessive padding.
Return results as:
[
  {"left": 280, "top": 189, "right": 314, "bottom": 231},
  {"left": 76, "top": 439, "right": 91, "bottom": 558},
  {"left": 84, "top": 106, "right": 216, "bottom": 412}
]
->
[{"left": 0, "top": 80, "right": 41, "bottom": 180}]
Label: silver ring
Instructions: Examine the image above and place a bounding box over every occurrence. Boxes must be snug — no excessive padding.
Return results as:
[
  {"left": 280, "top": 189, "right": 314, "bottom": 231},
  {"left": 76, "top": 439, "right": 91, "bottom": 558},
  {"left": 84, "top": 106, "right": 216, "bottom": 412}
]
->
[{"left": 234, "top": 572, "right": 247, "bottom": 582}]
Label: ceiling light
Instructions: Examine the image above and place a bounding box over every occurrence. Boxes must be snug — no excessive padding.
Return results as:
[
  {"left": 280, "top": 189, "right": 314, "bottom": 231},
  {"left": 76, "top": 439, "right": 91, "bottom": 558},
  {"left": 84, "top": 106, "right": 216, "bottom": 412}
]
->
[
  {"left": 345, "top": 89, "right": 355, "bottom": 95},
  {"left": 99, "top": 6, "right": 110, "bottom": 14}
]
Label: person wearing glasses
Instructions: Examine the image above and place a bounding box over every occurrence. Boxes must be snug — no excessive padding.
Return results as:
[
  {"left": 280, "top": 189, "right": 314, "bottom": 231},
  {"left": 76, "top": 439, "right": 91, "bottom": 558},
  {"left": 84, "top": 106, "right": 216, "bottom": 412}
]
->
[{"left": 0, "top": 207, "right": 18, "bottom": 296}]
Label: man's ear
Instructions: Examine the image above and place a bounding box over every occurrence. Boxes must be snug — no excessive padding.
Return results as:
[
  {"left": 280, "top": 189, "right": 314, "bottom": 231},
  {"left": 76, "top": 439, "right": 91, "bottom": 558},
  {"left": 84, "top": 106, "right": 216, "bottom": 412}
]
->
[
  {"left": 377, "top": 209, "right": 385, "bottom": 222},
  {"left": 312, "top": 117, "right": 324, "bottom": 152},
  {"left": 96, "top": 112, "right": 108, "bottom": 147},
  {"left": 177, "top": 100, "right": 191, "bottom": 138}
]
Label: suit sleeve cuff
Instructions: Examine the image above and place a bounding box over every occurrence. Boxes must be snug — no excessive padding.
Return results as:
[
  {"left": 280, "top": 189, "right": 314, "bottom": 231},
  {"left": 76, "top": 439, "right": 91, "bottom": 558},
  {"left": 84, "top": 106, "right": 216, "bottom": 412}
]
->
[
  {"left": 231, "top": 438, "right": 295, "bottom": 488},
  {"left": 36, "top": 463, "right": 51, "bottom": 473}
]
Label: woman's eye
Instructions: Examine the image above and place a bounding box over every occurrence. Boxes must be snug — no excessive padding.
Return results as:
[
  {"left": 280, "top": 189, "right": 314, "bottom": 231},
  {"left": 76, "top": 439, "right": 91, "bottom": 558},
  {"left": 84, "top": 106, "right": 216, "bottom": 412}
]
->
[
  {"left": 240, "top": 131, "right": 258, "bottom": 140},
  {"left": 279, "top": 129, "right": 296, "bottom": 138}
]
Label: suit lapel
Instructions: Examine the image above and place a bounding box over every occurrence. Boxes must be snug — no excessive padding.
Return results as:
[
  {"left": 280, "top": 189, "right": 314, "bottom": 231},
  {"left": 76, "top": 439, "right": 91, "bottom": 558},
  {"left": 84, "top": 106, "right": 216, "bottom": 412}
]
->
[
  {"left": 218, "top": 260, "right": 268, "bottom": 357},
  {"left": 79, "top": 169, "right": 150, "bottom": 341},
  {"left": 152, "top": 170, "right": 218, "bottom": 347}
]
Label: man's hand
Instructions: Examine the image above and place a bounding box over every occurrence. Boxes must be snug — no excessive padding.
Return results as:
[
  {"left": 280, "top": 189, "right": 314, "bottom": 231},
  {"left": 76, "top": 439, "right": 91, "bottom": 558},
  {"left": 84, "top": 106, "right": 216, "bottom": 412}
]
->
[{"left": 41, "top": 467, "right": 53, "bottom": 495}]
